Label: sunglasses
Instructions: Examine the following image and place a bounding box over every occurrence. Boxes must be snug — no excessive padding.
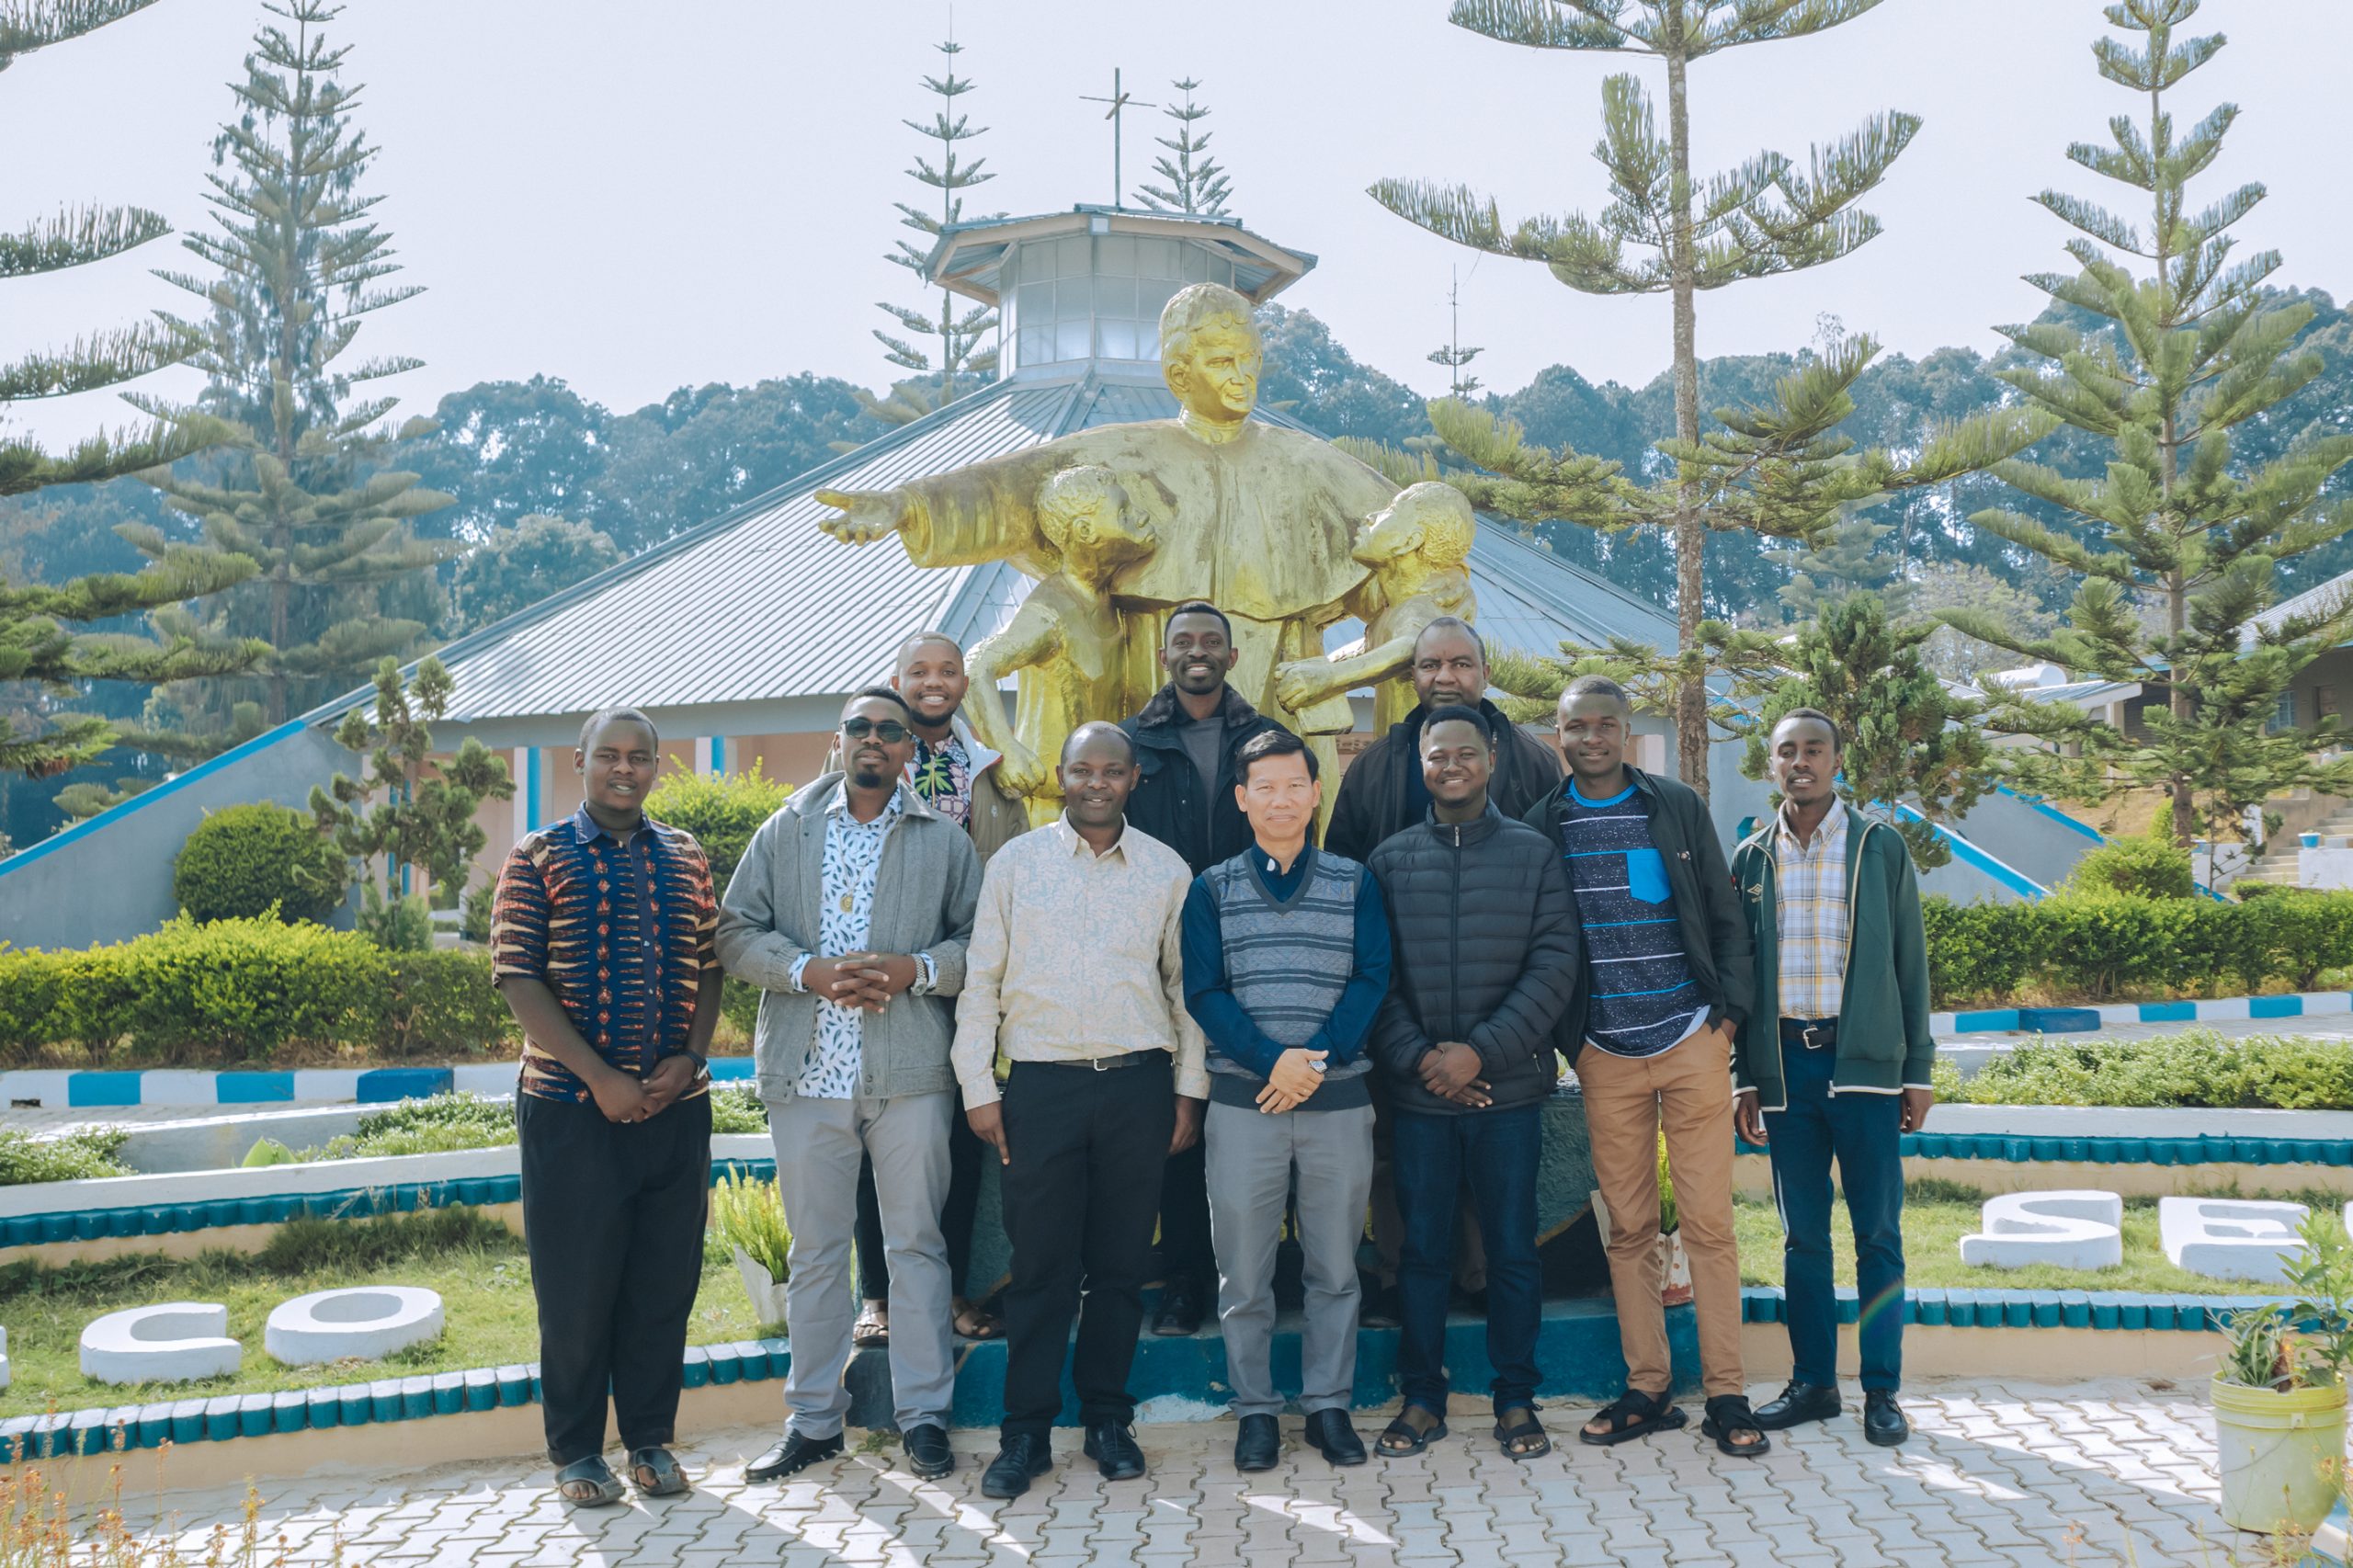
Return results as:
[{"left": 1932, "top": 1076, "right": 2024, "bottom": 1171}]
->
[{"left": 841, "top": 717, "right": 911, "bottom": 743}]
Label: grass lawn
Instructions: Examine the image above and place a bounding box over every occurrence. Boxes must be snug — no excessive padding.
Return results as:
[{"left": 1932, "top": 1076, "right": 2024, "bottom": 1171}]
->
[
  {"left": 1731, "top": 1187, "right": 2352, "bottom": 1297},
  {"left": 0, "top": 1210, "right": 775, "bottom": 1418}
]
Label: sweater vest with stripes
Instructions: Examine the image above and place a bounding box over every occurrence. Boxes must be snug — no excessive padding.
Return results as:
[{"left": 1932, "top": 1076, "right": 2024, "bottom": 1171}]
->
[{"left": 1203, "top": 847, "right": 1370, "bottom": 1105}]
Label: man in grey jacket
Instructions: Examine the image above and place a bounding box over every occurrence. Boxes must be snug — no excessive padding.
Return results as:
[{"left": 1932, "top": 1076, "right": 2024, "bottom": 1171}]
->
[{"left": 716, "top": 688, "right": 983, "bottom": 1483}]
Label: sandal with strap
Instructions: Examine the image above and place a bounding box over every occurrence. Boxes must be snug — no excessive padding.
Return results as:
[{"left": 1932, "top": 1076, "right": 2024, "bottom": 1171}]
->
[
  {"left": 1493, "top": 1402, "right": 1551, "bottom": 1460},
  {"left": 852, "top": 1301, "right": 890, "bottom": 1349},
  {"left": 554, "top": 1455, "right": 627, "bottom": 1507},
  {"left": 952, "top": 1297, "right": 1003, "bottom": 1341},
  {"left": 1701, "top": 1394, "right": 1771, "bottom": 1459},
  {"left": 629, "top": 1445, "right": 690, "bottom": 1496},
  {"left": 1579, "top": 1387, "right": 1688, "bottom": 1447},
  {"left": 1374, "top": 1403, "right": 1448, "bottom": 1457}
]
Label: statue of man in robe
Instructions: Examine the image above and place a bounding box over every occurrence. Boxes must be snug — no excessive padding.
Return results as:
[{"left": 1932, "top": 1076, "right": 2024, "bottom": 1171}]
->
[{"left": 814, "top": 283, "right": 1398, "bottom": 755}]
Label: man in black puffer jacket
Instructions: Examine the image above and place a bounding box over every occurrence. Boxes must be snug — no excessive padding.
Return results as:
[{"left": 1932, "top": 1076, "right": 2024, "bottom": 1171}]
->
[{"left": 1366, "top": 705, "right": 1579, "bottom": 1463}]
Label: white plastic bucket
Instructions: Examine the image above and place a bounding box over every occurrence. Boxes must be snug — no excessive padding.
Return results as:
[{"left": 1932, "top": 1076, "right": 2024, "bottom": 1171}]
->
[{"left": 2211, "top": 1375, "right": 2347, "bottom": 1534}]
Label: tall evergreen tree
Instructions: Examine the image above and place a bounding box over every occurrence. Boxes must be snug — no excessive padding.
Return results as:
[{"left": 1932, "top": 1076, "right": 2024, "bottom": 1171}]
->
[
  {"left": 1427, "top": 267, "right": 1484, "bottom": 399},
  {"left": 864, "top": 33, "right": 998, "bottom": 426},
  {"left": 132, "top": 0, "right": 455, "bottom": 730},
  {"left": 0, "top": 0, "right": 257, "bottom": 780},
  {"left": 1370, "top": 0, "right": 1920, "bottom": 797},
  {"left": 1945, "top": 0, "right": 2353, "bottom": 846},
  {"left": 1134, "top": 77, "right": 1232, "bottom": 218}
]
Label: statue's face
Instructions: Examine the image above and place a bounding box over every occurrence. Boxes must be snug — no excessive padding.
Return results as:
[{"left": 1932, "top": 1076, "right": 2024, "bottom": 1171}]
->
[
  {"left": 1165, "top": 318, "right": 1260, "bottom": 424},
  {"left": 1352, "top": 499, "right": 1420, "bottom": 566}
]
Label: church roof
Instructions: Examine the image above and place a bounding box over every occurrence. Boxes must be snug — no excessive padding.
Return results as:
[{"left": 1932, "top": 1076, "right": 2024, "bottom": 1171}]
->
[{"left": 329, "top": 368, "right": 1678, "bottom": 729}]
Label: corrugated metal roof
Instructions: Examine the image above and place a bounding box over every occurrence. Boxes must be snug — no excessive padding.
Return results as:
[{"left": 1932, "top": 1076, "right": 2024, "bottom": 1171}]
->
[
  {"left": 2251, "top": 565, "right": 2353, "bottom": 642},
  {"left": 405, "top": 366, "right": 1677, "bottom": 726}
]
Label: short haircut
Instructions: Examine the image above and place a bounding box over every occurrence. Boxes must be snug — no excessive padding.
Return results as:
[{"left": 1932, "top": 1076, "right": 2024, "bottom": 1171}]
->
[
  {"left": 1159, "top": 281, "right": 1258, "bottom": 363},
  {"left": 1414, "top": 615, "right": 1486, "bottom": 665},
  {"left": 1773, "top": 705, "right": 1844, "bottom": 753},
  {"left": 1164, "top": 599, "right": 1233, "bottom": 644},
  {"left": 1063, "top": 720, "right": 1137, "bottom": 765},
  {"left": 579, "top": 706, "right": 658, "bottom": 751},
  {"left": 1236, "top": 726, "right": 1318, "bottom": 783},
  {"left": 844, "top": 686, "right": 915, "bottom": 723},
  {"left": 894, "top": 630, "right": 962, "bottom": 667},
  {"left": 1563, "top": 674, "right": 1632, "bottom": 708},
  {"left": 1422, "top": 703, "right": 1493, "bottom": 749}
]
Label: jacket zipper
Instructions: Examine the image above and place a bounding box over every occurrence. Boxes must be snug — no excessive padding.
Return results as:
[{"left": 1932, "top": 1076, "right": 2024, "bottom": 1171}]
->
[{"left": 1448, "top": 820, "right": 1462, "bottom": 1065}]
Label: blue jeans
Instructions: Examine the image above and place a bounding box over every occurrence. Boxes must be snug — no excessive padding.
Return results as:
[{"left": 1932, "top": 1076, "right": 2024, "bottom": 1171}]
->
[
  {"left": 1392, "top": 1104, "right": 1541, "bottom": 1413},
  {"left": 1765, "top": 1040, "right": 1905, "bottom": 1390}
]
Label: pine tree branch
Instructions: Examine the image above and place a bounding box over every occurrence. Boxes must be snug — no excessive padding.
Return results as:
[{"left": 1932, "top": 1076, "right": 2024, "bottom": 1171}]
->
[{"left": 0, "top": 0, "right": 165, "bottom": 67}]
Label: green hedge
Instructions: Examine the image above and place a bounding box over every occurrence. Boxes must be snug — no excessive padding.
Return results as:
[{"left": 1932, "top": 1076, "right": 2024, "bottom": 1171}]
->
[
  {"left": 172, "top": 802, "right": 348, "bottom": 926},
  {"left": 1925, "top": 890, "right": 2353, "bottom": 1007},
  {"left": 1932, "top": 1028, "right": 2353, "bottom": 1110},
  {"left": 0, "top": 916, "right": 515, "bottom": 1064}
]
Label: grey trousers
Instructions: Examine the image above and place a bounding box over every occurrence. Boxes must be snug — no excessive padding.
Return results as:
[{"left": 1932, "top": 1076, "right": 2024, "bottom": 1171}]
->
[
  {"left": 768, "top": 1090, "right": 954, "bottom": 1436},
  {"left": 1205, "top": 1097, "right": 1376, "bottom": 1419}
]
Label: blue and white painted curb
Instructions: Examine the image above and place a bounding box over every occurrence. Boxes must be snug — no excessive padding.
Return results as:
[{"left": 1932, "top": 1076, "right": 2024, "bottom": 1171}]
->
[
  {"left": 0, "top": 1057, "right": 756, "bottom": 1108},
  {"left": 1930, "top": 991, "right": 2353, "bottom": 1038}
]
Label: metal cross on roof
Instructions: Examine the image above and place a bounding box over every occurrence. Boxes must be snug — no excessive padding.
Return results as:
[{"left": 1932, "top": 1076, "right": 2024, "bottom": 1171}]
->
[{"left": 1079, "top": 68, "right": 1156, "bottom": 210}]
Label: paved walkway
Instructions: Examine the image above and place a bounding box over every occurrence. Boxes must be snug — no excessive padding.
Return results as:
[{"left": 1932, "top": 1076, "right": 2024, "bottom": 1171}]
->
[{"left": 124, "top": 1380, "right": 2260, "bottom": 1566}]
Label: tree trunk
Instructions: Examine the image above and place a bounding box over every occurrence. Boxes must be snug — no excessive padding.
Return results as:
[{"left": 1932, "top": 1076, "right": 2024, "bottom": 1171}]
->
[{"left": 1665, "top": 41, "right": 1707, "bottom": 798}]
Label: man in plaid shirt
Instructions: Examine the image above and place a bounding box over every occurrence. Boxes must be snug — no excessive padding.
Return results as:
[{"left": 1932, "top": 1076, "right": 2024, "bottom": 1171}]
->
[{"left": 492, "top": 707, "right": 722, "bottom": 1506}]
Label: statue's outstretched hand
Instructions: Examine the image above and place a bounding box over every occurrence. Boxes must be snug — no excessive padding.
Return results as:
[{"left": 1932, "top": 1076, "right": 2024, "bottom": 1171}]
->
[
  {"left": 815, "top": 488, "right": 905, "bottom": 544},
  {"left": 996, "top": 740, "right": 1049, "bottom": 797},
  {"left": 1276, "top": 657, "right": 1336, "bottom": 714}
]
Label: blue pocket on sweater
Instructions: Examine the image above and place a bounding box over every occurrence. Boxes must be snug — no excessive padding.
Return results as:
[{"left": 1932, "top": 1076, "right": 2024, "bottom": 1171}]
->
[{"left": 1625, "top": 847, "right": 1672, "bottom": 905}]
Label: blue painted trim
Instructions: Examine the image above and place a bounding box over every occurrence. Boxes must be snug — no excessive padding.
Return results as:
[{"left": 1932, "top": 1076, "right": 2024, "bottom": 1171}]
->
[
  {"left": 524, "top": 747, "right": 541, "bottom": 836},
  {"left": 215, "top": 1073, "right": 294, "bottom": 1104},
  {"left": 707, "top": 736, "right": 723, "bottom": 773},
  {"left": 1893, "top": 802, "right": 2048, "bottom": 899},
  {"left": 0, "top": 722, "right": 308, "bottom": 881},
  {"left": 1951, "top": 1008, "right": 2022, "bottom": 1033},
  {"left": 2250, "top": 994, "right": 2303, "bottom": 1019},
  {"left": 355, "top": 1068, "right": 454, "bottom": 1103},
  {"left": 65, "top": 1074, "right": 141, "bottom": 1108},
  {"left": 1995, "top": 785, "right": 2107, "bottom": 844},
  {"left": 2141, "top": 1001, "right": 2198, "bottom": 1022}
]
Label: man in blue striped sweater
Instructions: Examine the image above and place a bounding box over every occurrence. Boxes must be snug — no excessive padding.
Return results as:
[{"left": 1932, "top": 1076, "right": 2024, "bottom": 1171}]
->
[{"left": 1181, "top": 729, "right": 1392, "bottom": 1473}]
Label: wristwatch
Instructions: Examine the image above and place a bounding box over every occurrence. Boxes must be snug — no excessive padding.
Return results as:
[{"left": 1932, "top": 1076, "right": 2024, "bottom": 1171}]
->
[
  {"left": 1307, "top": 1055, "right": 1328, "bottom": 1074},
  {"left": 679, "top": 1048, "right": 711, "bottom": 1082},
  {"left": 909, "top": 952, "right": 939, "bottom": 996}
]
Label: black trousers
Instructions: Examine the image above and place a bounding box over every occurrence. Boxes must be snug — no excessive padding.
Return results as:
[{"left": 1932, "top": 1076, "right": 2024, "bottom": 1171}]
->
[
  {"left": 518, "top": 1091, "right": 712, "bottom": 1465},
  {"left": 1156, "top": 1137, "right": 1215, "bottom": 1290},
  {"left": 855, "top": 1085, "right": 985, "bottom": 1300},
  {"left": 998, "top": 1055, "right": 1176, "bottom": 1437}
]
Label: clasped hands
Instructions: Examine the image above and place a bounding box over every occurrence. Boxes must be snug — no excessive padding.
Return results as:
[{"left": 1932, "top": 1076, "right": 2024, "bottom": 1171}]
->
[
  {"left": 801, "top": 951, "right": 921, "bottom": 1013},
  {"left": 587, "top": 1053, "right": 701, "bottom": 1126},
  {"left": 1418, "top": 1040, "right": 1492, "bottom": 1109}
]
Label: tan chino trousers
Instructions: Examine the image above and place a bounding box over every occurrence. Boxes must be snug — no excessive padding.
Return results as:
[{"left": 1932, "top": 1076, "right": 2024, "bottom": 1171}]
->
[{"left": 1578, "top": 1028, "right": 1745, "bottom": 1400}]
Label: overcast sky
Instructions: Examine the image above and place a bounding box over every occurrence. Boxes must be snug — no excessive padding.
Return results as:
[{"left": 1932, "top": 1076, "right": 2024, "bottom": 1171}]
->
[{"left": 4, "top": 0, "right": 2348, "bottom": 449}]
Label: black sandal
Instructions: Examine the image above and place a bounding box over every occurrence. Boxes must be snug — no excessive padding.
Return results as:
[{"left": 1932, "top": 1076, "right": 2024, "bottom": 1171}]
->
[
  {"left": 629, "top": 1446, "right": 690, "bottom": 1496},
  {"left": 1579, "top": 1388, "right": 1687, "bottom": 1447},
  {"left": 1493, "top": 1403, "right": 1551, "bottom": 1460},
  {"left": 554, "top": 1455, "right": 627, "bottom": 1506},
  {"left": 1375, "top": 1403, "right": 1448, "bottom": 1457},
  {"left": 1701, "top": 1394, "right": 1770, "bottom": 1458}
]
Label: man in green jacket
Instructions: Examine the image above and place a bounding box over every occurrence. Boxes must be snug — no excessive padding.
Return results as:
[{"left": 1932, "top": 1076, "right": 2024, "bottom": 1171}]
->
[{"left": 1731, "top": 709, "right": 1933, "bottom": 1449}]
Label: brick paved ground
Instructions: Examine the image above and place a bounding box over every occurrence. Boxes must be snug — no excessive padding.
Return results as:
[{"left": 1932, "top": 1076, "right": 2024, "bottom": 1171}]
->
[{"left": 118, "top": 1379, "right": 2279, "bottom": 1567}]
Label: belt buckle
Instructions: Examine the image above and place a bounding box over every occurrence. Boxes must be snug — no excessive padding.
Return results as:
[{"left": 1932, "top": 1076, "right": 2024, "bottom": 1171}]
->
[
  {"left": 1091, "top": 1053, "right": 1108, "bottom": 1072},
  {"left": 1802, "top": 1024, "right": 1824, "bottom": 1051}
]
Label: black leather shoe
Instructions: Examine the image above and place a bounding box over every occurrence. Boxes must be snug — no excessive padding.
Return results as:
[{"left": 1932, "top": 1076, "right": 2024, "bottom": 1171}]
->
[
  {"left": 980, "top": 1433, "right": 1052, "bottom": 1499},
  {"left": 745, "top": 1430, "right": 843, "bottom": 1481},
  {"left": 1303, "top": 1408, "right": 1368, "bottom": 1467},
  {"left": 1233, "top": 1414, "right": 1279, "bottom": 1471},
  {"left": 1863, "top": 1390, "right": 1910, "bottom": 1447},
  {"left": 1083, "top": 1421, "right": 1147, "bottom": 1481},
  {"left": 903, "top": 1423, "right": 954, "bottom": 1480},
  {"left": 1153, "top": 1279, "right": 1205, "bottom": 1336},
  {"left": 1751, "top": 1380, "right": 1843, "bottom": 1431}
]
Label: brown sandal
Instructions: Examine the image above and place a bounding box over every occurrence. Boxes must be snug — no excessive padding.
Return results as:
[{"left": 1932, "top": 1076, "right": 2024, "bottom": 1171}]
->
[
  {"left": 952, "top": 1297, "right": 1003, "bottom": 1341},
  {"left": 851, "top": 1300, "right": 889, "bottom": 1348}
]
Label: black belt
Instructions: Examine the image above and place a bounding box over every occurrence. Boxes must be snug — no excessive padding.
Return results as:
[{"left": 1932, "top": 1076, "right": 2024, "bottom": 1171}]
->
[
  {"left": 1018, "top": 1049, "right": 1171, "bottom": 1073},
  {"left": 1779, "top": 1017, "right": 1837, "bottom": 1050}
]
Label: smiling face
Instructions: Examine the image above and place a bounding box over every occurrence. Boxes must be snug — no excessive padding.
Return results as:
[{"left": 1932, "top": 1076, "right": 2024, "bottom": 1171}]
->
[
  {"left": 1235, "top": 747, "right": 1320, "bottom": 845},
  {"left": 1420, "top": 717, "right": 1493, "bottom": 812},
  {"left": 839, "top": 695, "right": 916, "bottom": 792},
  {"left": 893, "top": 635, "right": 968, "bottom": 733},
  {"left": 579, "top": 715, "right": 659, "bottom": 817},
  {"left": 1162, "top": 609, "right": 1238, "bottom": 698},
  {"left": 1555, "top": 690, "right": 1632, "bottom": 786},
  {"left": 1164, "top": 317, "right": 1262, "bottom": 426},
  {"left": 1768, "top": 714, "right": 1842, "bottom": 809},
  {"left": 1058, "top": 723, "right": 1138, "bottom": 831},
  {"left": 1412, "top": 623, "right": 1487, "bottom": 711}
]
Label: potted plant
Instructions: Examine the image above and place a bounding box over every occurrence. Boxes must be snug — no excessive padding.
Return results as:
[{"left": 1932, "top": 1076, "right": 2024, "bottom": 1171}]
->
[
  {"left": 2211, "top": 1213, "right": 2353, "bottom": 1534},
  {"left": 1589, "top": 1136, "right": 1692, "bottom": 1307},
  {"left": 710, "top": 1169, "right": 792, "bottom": 1329}
]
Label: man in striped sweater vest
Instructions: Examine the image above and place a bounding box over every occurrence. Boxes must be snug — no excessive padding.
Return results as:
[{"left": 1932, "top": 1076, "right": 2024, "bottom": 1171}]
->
[{"left": 1181, "top": 730, "right": 1392, "bottom": 1472}]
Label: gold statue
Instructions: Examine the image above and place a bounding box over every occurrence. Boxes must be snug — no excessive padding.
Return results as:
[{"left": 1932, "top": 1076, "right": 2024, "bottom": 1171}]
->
[
  {"left": 961, "top": 465, "right": 1158, "bottom": 822},
  {"left": 816, "top": 283, "right": 1394, "bottom": 744},
  {"left": 1277, "top": 481, "right": 1478, "bottom": 734}
]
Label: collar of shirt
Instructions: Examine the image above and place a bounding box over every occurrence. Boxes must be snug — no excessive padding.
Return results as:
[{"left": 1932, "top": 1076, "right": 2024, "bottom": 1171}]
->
[
  {"left": 568, "top": 803, "right": 652, "bottom": 847},
  {"left": 1051, "top": 812, "right": 1131, "bottom": 862},
  {"left": 827, "top": 782, "right": 908, "bottom": 824},
  {"left": 1775, "top": 795, "right": 1848, "bottom": 854}
]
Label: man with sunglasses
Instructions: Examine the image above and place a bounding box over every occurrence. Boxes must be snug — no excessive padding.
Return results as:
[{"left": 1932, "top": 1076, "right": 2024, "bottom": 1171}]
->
[{"left": 717, "top": 688, "right": 983, "bottom": 1483}]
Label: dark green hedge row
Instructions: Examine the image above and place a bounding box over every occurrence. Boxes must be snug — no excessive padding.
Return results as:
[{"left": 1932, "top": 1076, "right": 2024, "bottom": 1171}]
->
[
  {"left": 0, "top": 916, "right": 515, "bottom": 1063},
  {"left": 1924, "top": 891, "right": 2353, "bottom": 1007}
]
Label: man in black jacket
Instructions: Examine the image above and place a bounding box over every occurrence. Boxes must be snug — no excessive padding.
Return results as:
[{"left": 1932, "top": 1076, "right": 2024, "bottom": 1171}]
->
[
  {"left": 1328, "top": 617, "right": 1557, "bottom": 1323},
  {"left": 1121, "top": 600, "right": 1287, "bottom": 1335},
  {"left": 1367, "top": 706, "right": 1579, "bottom": 1463}
]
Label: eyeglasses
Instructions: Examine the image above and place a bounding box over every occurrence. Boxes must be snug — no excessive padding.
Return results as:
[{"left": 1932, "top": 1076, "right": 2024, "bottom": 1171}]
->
[{"left": 841, "top": 717, "right": 911, "bottom": 743}]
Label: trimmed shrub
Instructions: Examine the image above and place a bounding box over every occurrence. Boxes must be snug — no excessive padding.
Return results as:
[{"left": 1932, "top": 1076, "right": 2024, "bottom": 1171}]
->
[
  {"left": 645, "top": 765, "right": 791, "bottom": 899},
  {"left": 1944, "top": 1028, "right": 2353, "bottom": 1111},
  {"left": 0, "top": 1127, "right": 129, "bottom": 1186},
  {"left": 2063, "top": 829, "right": 2195, "bottom": 900},
  {"left": 172, "top": 803, "right": 347, "bottom": 925},
  {"left": 384, "top": 950, "right": 513, "bottom": 1058},
  {"left": 1925, "top": 890, "right": 2353, "bottom": 1006},
  {"left": 310, "top": 1092, "right": 517, "bottom": 1160}
]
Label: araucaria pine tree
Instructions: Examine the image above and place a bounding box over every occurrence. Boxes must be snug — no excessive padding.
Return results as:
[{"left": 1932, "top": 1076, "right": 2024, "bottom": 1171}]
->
[
  {"left": 1948, "top": 0, "right": 2353, "bottom": 847},
  {"left": 1134, "top": 77, "right": 1232, "bottom": 218},
  {"left": 1427, "top": 267, "right": 1483, "bottom": 399},
  {"left": 1370, "top": 0, "right": 1919, "bottom": 798},
  {"left": 865, "top": 34, "right": 999, "bottom": 426},
  {"left": 131, "top": 0, "right": 455, "bottom": 731},
  {"left": 0, "top": 0, "right": 259, "bottom": 779}
]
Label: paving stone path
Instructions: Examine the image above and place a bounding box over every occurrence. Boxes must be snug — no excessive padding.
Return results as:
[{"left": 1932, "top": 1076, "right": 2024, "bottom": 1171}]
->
[{"left": 119, "top": 1379, "right": 2270, "bottom": 1566}]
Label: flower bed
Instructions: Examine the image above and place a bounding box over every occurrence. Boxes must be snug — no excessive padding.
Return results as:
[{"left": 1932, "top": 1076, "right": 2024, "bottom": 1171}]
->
[{"left": 1927, "top": 1029, "right": 2353, "bottom": 1111}]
